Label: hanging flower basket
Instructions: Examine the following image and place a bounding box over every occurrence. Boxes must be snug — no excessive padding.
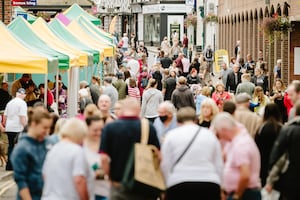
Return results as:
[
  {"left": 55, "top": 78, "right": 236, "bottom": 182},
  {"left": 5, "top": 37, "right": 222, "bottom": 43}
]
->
[
  {"left": 184, "top": 14, "right": 197, "bottom": 27},
  {"left": 204, "top": 13, "right": 218, "bottom": 23},
  {"left": 262, "top": 14, "right": 292, "bottom": 36}
]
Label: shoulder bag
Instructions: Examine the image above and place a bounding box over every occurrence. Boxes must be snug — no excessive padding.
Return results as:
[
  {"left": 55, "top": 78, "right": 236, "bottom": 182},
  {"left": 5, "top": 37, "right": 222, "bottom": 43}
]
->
[{"left": 122, "top": 118, "right": 166, "bottom": 198}]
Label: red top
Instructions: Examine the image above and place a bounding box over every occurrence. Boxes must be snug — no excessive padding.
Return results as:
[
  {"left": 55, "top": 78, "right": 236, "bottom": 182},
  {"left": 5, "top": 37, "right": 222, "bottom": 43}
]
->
[{"left": 283, "top": 92, "right": 293, "bottom": 115}]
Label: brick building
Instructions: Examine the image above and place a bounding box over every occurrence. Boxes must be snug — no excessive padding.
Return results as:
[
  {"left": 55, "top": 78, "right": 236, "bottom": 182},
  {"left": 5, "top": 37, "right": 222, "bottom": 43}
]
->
[
  {"left": 217, "top": 0, "right": 300, "bottom": 86},
  {"left": 0, "top": 0, "right": 12, "bottom": 24}
]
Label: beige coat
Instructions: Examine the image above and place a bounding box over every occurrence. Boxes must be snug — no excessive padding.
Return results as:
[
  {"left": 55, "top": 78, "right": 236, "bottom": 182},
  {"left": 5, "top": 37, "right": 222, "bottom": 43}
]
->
[{"left": 234, "top": 107, "right": 262, "bottom": 137}]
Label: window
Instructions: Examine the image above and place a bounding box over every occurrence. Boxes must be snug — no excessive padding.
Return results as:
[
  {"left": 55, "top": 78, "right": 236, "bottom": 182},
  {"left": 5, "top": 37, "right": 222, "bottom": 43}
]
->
[{"left": 144, "top": 14, "right": 160, "bottom": 44}]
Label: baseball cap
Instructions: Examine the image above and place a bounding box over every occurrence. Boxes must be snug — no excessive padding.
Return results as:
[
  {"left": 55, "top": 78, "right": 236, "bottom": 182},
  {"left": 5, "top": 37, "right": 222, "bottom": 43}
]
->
[
  {"left": 17, "top": 88, "right": 26, "bottom": 95},
  {"left": 235, "top": 93, "right": 251, "bottom": 104}
]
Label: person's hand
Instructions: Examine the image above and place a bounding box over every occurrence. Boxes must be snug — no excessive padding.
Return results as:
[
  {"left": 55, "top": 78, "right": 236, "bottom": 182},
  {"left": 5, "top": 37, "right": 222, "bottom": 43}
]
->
[{"left": 265, "top": 184, "right": 273, "bottom": 193}]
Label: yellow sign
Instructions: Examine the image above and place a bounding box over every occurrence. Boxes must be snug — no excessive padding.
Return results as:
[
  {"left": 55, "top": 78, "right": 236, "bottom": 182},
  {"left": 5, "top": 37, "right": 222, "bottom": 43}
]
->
[{"left": 214, "top": 49, "right": 229, "bottom": 73}]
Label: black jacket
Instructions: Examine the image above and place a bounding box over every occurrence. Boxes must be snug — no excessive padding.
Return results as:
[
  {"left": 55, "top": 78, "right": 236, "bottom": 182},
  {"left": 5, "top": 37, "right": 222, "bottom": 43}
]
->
[
  {"left": 269, "top": 116, "right": 300, "bottom": 196},
  {"left": 252, "top": 75, "right": 269, "bottom": 93},
  {"left": 226, "top": 71, "right": 242, "bottom": 93}
]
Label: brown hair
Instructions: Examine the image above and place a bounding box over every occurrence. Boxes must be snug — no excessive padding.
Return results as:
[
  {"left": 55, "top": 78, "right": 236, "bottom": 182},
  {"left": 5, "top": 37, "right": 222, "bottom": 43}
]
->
[
  {"left": 146, "top": 78, "right": 157, "bottom": 89},
  {"left": 177, "top": 107, "right": 196, "bottom": 123},
  {"left": 28, "top": 107, "right": 51, "bottom": 126},
  {"left": 129, "top": 78, "right": 137, "bottom": 88},
  {"left": 253, "top": 86, "right": 266, "bottom": 105}
]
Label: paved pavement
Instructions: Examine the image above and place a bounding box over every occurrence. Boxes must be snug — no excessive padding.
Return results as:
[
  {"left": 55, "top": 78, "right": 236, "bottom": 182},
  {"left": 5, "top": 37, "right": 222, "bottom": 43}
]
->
[{"left": 0, "top": 166, "right": 16, "bottom": 200}]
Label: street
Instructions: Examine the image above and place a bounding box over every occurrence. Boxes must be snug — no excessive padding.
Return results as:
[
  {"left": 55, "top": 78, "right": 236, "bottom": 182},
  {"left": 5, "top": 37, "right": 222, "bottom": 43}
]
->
[{"left": 0, "top": 166, "right": 16, "bottom": 200}]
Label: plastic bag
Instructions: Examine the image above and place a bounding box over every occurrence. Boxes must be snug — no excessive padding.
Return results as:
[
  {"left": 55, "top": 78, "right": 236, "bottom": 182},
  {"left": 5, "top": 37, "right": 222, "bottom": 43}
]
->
[{"left": 261, "top": 188, "right": 280, "bottom": 200}]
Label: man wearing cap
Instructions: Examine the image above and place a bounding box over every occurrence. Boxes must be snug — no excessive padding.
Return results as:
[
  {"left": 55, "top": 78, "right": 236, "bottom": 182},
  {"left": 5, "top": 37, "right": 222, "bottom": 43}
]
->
[
  {"left": 234, "top": 93, "right": 262, "bottom": 138},
  {"left": 3, "top": 88, "right": 28, "bottom": 171}
]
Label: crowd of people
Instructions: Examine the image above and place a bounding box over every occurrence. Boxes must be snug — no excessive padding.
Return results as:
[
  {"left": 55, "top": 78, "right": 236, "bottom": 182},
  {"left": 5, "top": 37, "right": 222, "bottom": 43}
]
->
[{"left": 0, "top": 38, "right": 300, "bottom": 200}]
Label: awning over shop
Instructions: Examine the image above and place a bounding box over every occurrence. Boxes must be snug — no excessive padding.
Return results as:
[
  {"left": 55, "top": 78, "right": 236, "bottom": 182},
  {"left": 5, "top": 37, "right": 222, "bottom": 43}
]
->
[
  {"left": 67, "top": 20, "right": 114, "bottom": 57},
  {"left": 49, "top": 18, "right": 101, "bottom": 63},
  {"left": 63, "top": 3, "right": 101, "bottom": 26},
  {"left": 13, "top": 6, "right": 37, "bottom": 24},
  {"left": 8, "top": 17, "right": 69, "bottom": 71},
  {"left": 32, "top": 17, "right": 93, "bottom": 67},
  {"left": 0, "top": 21, "right": 48, "bottom": 74}
]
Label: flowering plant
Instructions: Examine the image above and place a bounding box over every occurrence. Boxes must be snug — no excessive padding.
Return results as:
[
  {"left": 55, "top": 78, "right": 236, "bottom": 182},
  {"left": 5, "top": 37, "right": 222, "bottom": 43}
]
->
[
  {"left": 262, "top": 14, "right": 292, "bottom": 35},
  {"left": 185, "top": 14, "right": 197, "bottom": 27},
  {"left": 204, "top": 13, "right": 218, "bottom": 23}
]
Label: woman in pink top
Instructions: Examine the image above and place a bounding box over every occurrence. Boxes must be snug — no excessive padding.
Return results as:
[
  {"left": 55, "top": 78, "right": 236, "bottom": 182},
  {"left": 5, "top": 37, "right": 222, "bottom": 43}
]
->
[
  {"left": 212, "top": 83, "right": 231, "bottom": 111},
  {"left": 127, "top": 78, "right": 141, "bottom": 102}
]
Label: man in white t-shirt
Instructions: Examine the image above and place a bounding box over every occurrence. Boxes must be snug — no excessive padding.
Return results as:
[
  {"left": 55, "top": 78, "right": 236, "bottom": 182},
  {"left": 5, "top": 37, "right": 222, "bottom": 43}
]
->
[{"left": 3, "top": 88, "right": 27, "bottom": 171}]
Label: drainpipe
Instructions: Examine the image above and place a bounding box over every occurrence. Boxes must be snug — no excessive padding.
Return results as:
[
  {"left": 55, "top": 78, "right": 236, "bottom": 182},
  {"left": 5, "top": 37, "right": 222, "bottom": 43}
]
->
[{"left": 2, "top": 0, "right": 5, "bottom": 22}]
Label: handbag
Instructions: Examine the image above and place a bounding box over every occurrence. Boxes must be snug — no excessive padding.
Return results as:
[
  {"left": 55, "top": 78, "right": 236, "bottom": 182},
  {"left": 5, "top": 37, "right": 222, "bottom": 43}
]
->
[{"left": 122, "top": 118, "right": 166, "bottom": 198}]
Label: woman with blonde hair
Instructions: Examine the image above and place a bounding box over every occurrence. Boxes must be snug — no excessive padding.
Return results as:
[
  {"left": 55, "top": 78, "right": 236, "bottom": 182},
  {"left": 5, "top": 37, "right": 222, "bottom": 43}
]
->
[
  {"left": 195, "top": 86, "right": 211, "bottom": 115},
  {"left": 42, "top": 118, "right": 90, "bottom": 200},
  {"left": 252, "top": 86, "right": 270, "bottom": 116},
  {"left": 198, "top": 98, "right": 219, "bottom": 128}
]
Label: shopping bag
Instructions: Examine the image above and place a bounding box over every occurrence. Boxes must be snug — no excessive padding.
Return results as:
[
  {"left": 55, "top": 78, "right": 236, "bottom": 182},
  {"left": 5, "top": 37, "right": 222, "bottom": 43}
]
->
[
  {"left": 122, "top": 118, "right": 166, "bottom": 198},
  {"left": 261, "top": 188, "right": 280, "bottom": 200}
]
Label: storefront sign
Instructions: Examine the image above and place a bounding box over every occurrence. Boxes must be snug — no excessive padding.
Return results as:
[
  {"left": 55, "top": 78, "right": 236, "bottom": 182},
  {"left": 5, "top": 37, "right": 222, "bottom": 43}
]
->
[
  {"left": 143, "top": 4, "right": 187, "bottom": 14},
  {"left": 131, "top": 5, "right": 142, "bottom": 13},
  {"left": 214, "top": 49, "right": 229, "bottom": 73},
  {"left": 12, "top": 0, "right": 37, "bottom": 6}
]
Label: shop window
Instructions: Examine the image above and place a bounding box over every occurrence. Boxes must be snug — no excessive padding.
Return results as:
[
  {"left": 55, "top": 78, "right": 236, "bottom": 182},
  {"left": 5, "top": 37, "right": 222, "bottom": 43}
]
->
[{"left": 144, "top": 14, "right": 160, "bottom": 45}]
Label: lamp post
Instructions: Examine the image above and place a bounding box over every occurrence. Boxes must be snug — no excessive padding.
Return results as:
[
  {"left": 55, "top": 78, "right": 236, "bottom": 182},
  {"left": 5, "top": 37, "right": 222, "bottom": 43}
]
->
[{"left": 199, "top": 4, "right": 205, "bottom": 50}]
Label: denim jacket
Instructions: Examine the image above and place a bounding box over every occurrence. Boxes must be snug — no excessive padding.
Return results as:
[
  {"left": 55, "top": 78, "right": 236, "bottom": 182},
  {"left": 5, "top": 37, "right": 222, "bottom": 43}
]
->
[{"left": 11, "top": 135, "right": 50, "bottom": 200}]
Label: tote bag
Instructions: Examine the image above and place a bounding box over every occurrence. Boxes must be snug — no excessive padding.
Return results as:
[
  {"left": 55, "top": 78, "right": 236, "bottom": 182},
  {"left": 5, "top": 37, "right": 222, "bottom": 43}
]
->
[{"left": 122, "top": 118, "right": 166, "bottom": 198}]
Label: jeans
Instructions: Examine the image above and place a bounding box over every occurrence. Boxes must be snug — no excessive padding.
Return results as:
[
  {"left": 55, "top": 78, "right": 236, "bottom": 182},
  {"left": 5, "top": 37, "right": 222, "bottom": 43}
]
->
[
  {"left": 166, "top": 182, "right": 221, "bottom": 200},
  {"left": 227, "top": 188, "right": 261, "bottom": 200},
  {"left": 110, "top": 185, "right": 156, "bottom": 200},
  {"left": 6, "top": 132, "right": 18, "bottom": 171},
  {"left": 95, "top": 195, "right": 107, "bottom": 200}
]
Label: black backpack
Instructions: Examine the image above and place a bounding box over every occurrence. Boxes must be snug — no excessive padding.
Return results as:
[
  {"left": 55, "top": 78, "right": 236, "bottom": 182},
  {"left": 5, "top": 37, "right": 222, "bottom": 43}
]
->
[{"left": 206, "top": 49, "right": 213, "bottom": 59}]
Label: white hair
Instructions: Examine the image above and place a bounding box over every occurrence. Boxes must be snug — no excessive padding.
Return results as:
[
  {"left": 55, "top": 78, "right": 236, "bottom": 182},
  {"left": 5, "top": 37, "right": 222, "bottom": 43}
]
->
[
  {"left": 211, "top": 112, "right": 237, "bottom": 131},
  {"left": 159, "top": 101, "right": 176, "bottom": 115}
]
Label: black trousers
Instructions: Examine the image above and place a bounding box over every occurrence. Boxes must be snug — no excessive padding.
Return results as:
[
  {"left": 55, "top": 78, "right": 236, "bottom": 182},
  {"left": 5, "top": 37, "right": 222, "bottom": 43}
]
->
[
  {"left": 166, "top": 182, "right": 221, "bottom": 200},
  {"left": 6, "top": 132, "right": 18, "bottom": 171}
]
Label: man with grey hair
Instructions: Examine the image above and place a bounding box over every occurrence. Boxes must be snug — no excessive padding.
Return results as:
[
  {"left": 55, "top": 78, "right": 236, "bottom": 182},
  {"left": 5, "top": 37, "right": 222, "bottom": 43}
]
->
[
  {"left": 103, "top": 77, "right": 118, "bottom": 112},
  {"left": 234, "top": 92, "right": 262, "bottom": 137},
  {"left": 211, "top": 112, "right": 261, "bottom": 200},
  {"left": 235, "top": 73, "right": 255, "bottom": 96},
  {"left": 226, "top": 63, "right": 242, "bottom": 93},
  {"left": 220, "top": 62, "right": 232, "bottom": 87},
  {"left": 153, "top": 101, "right": 178, "bottom": 143}
]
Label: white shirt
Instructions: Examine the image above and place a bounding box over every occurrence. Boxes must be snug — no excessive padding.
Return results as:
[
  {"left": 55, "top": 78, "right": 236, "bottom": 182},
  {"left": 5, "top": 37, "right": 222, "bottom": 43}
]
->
[
  {"left": 42, "top": 141, "right": 91, "bottom": 200},
  {"left": 161, "top": 124, "right": 223, "bottom": 188},
  {"left": 4, "top": 97, "right": 27, "bottom": 132},
  {"left": 122, "top": 36, "right": 129, "bottom": 48},
  {"left": 126, "top": 58, "right": 140, "bottom": 78},
  {"left": 83, "top": 146, "right": 110, "bottom": 197}
]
